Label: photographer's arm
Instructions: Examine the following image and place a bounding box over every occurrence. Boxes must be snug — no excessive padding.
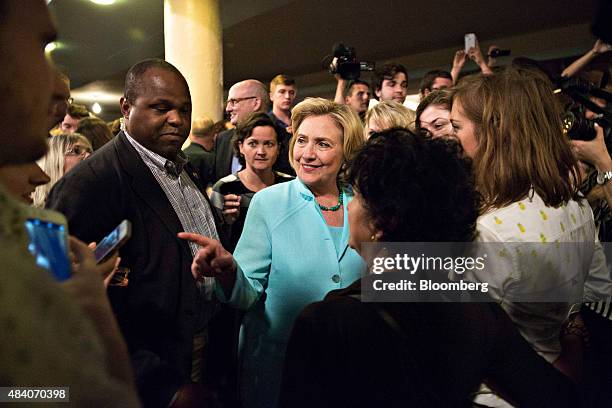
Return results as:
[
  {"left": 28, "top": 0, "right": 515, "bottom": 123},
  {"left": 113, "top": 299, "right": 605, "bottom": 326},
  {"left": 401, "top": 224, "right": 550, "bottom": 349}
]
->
[
  {"left": 562, "top": 39, "right": 612, "bottom": 78},
  {"left": 572, "top": 125, "right": 612, "bottom": 209},
  {"left": 334, "top": 76, "right": 347, "bottom": 105},
  {"left": 329, "top": 57, "right": 348, "bottom": 105}
]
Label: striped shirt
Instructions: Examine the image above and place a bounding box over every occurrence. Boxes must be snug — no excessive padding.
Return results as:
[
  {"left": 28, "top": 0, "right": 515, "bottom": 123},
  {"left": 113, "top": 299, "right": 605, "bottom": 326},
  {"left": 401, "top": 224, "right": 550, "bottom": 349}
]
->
[{"left": 125, "top": 132, "right": 218, "bottom": 296}]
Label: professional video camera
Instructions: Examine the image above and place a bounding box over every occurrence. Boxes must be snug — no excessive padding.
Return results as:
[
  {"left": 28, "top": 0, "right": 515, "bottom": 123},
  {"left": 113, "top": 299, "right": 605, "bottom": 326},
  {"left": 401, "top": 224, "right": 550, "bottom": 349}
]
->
[
  {"left": 556, "top": 76, "right": 612, "bottom": 141},
  {"left": 323, "top": 43, "right": 375, "bottom": 80}
]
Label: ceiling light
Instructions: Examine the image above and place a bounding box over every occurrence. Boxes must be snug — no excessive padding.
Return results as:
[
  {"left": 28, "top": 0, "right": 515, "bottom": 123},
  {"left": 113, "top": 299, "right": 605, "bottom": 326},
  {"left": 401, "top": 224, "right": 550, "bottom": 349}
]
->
[
  {"left": 92, "top": 103, "right": 102, "bottom": 115},
  {"left": 90, "top": 0, "right": 116, "bottom": 5},
  {"left": 45, "top": 42, "right": 57, "bottom": 54}
]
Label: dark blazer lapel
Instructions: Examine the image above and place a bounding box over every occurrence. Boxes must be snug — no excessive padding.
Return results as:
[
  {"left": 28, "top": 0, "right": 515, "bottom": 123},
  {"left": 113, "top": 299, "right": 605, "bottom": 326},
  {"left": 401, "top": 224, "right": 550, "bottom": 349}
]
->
[
  {"left": 184, "top": 161, "right": 224, "bottom": 230},
  {"left": 215, "top": 129, "right": 234, "bottom": 180},
  {"left": 114, "top": 132, "right": 185, "bottom": 237}
]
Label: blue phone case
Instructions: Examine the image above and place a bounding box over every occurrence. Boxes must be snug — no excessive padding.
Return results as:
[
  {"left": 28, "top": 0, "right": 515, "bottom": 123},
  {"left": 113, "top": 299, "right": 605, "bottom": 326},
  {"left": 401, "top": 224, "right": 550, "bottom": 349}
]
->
[{"left": 25, "top": 218, "right": 71, "bottom": 281}]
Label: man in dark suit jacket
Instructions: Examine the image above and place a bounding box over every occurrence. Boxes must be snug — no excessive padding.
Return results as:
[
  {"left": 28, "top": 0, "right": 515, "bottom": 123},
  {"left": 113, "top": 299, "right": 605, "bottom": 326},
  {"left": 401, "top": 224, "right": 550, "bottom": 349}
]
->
[
  {"left": 47, "top": 59, "right": 231, "bottom": 407},
  {"left": 213, "top": 79, "right": 267, "bottom": 182},
  {"left": 213, "top": 127, "right": 237, "bottom": 183},
  {"left": 183, "top": 115, "right": 216, "bottom": 186}
]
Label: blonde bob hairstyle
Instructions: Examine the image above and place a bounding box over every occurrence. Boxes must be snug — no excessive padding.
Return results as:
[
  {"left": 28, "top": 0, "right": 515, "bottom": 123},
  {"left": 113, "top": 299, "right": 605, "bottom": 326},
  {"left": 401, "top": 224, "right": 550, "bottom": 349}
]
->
[
  {"left": 289, "top": 97, "right": 365, "bottom": 182},
  {"left": 33, "top": 133, "right": 92, "bottom": 208},
  {"left": 450, "top": 67, "right": 579, "bottom": 213},
  {"left": 364, "top": 100, "right": 416, "bottom": 138}
]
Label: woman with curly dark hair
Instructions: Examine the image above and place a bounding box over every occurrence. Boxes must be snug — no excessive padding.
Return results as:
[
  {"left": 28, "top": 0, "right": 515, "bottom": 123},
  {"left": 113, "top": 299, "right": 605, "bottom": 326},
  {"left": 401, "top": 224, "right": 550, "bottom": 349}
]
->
[{"left": 279, "top": 129, "right": 577, "bottom": 408}]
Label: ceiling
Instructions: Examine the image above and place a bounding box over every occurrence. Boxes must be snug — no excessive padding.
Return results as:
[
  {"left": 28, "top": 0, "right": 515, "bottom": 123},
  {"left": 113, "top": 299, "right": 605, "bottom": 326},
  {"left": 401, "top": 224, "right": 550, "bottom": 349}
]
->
[{"left": 48, "top": 0, "right": 602, "bottom": 120}]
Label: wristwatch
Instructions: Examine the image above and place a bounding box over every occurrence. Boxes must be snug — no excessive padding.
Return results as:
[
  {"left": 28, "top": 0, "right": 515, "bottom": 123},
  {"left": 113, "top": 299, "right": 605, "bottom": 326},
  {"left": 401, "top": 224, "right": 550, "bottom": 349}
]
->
[{"left": 596, "top": 170, "right": 612, "bottom": 185}]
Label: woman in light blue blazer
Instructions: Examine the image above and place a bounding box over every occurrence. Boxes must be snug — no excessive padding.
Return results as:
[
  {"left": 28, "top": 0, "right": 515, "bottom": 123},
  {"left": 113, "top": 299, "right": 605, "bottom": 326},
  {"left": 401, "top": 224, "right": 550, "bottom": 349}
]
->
[{"left": 180, "top": 98, "right": 367, "bottom": 408}]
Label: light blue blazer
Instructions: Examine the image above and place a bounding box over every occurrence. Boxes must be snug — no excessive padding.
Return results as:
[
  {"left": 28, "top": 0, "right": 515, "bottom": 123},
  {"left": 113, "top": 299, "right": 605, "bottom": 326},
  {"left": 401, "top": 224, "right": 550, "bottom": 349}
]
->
[{"left": 217, "top": 177, "right": 366, "bottom": 407}]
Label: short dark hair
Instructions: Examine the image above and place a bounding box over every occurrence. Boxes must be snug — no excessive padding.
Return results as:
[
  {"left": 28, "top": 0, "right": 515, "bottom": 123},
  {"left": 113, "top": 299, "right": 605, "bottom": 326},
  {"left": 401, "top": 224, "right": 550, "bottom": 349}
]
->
[
  {"left": 270, "top": 74, "right": 296, "bottom": 92},
  {"left": 347, "top": 128, "right": 480, "bottom": 242},
  {"left": 344, "top": 79, "right": 370, "bottom": 98},
  {"left": 232, "top": 112, "right": 278, "bottom": 166},
  {"left": 419, "top": 69, "right": 453, "bottom": 95},
  {"left": 67, "top": 103, "right": 90, "bottom": 119},
  {"left": 76, "top": 117, "right": 114, "bottom": 151},
  {"left": 124, "top": 58, "right": 190, "bottom": 104},
  {"left": 374, "top": 63, "right": 408, "bottom": 95},
  {"left": 415, "top": 89, "right": 452, "bottom": 132}
]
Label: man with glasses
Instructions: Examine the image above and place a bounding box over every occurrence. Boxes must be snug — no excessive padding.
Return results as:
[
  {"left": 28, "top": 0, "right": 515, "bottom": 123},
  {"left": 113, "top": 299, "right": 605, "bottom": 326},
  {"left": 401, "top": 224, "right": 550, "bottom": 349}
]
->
[{"left": 213, "top": 79, "right": 268, "bottom": 183}]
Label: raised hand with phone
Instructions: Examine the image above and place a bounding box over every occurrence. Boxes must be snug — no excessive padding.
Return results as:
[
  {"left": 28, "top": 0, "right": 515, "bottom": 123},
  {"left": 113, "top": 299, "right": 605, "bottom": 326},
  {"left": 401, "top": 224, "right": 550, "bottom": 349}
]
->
[
  {"left": 451, "top": 33, "right": 493, "bottom": 81},
  {"left": 465, "top": 33, "right": 493, "bottom": 75}
]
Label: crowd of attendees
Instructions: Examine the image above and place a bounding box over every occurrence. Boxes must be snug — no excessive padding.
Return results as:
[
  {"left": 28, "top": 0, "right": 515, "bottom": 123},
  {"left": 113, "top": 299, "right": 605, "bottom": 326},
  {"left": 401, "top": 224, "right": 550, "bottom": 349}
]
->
[{"left": 2, "top": 1, "right": 612, "bottom": 407}]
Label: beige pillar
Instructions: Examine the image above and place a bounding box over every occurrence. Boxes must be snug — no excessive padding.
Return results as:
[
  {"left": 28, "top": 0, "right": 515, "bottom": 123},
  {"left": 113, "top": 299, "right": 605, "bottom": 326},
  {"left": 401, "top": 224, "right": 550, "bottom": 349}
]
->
[{"left": 164, "top": 0, "right": 223, "bottom": 122}]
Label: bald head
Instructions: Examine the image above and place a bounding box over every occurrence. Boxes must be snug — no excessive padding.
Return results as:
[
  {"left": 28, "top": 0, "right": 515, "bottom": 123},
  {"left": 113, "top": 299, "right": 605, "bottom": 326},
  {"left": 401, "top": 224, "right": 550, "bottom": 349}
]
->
[{"left": 226, "top": 79, "right": 269, "bottom": 126}]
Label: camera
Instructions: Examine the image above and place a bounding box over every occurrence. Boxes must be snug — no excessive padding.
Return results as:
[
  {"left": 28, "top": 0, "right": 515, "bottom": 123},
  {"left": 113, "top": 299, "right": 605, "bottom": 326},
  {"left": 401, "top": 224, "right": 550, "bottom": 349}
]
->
[
  {"left": 325, "top": 43, "right": 374, "bottom": 80},
  {"left": 562, "top": 107, "right": 600, "bottom": 141},
  {"left": 488, "top": 48, "right": 511, "bottom": 58},
  {"left": 556, "top": 77, "right": 612, "bottom": 141}
]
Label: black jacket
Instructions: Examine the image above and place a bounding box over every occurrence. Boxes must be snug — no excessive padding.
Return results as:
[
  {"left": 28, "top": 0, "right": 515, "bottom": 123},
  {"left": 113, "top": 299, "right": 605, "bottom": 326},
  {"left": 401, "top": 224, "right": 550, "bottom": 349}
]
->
[{"left": 47, "top": 132, "right": 228, "bottom": 407}]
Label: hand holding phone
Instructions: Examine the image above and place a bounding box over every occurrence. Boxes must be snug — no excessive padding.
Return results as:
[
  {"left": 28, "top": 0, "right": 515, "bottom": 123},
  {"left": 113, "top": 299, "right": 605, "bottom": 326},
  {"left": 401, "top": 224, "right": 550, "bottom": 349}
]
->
[
  {"left": 25, "top": 217, "right": 71, "bottom": 281},
  {"left": 94, "top": 220, "right": 132, "bottom": 263},
  {"left": 464, "top": 33, "right": 476, "bottom": 54}
]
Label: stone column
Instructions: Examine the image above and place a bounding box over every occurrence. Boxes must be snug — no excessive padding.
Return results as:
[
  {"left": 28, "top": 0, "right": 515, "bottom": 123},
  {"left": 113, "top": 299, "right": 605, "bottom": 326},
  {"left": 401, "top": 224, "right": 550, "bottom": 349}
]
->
[{"left": 164, "top": 0, "right": 223, "bottom": 122}]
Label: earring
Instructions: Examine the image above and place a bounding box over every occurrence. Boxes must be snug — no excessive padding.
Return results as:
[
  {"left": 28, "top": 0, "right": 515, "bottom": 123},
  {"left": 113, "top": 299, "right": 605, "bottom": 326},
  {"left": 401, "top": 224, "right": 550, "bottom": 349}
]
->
[{"left": 370, "top": 234, "right": 377, "bottom": 241}]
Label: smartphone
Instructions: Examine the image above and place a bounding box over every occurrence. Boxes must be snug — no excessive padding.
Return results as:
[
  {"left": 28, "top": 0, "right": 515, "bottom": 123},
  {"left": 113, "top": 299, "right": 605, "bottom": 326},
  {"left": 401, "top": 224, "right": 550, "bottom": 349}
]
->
[
  {"left": 24, "top": 212, "right": 71, "bottom": 282},
  {"left": 94, "top": 220, "right": 132, "bottom": 263},
  {"left": 464, "top": 33, "right": 476, "bottom": 53}
]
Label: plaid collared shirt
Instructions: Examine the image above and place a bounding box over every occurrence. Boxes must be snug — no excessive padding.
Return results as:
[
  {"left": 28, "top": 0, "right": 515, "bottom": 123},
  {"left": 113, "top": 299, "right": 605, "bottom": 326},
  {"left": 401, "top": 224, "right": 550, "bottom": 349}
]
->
[
  {"left": 125, "top": 132, "right": 219, "bottom": 297},
  {"left": 125, "top": 132, "right": 218, "bottom": 247}
]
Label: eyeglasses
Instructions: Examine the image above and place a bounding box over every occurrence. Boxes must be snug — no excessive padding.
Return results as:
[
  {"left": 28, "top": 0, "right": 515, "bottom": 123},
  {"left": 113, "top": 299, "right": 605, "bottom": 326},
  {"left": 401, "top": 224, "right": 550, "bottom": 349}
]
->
[
  {"left": 65, "top": 145, "right": 93, "bottom": 157},
  {"left": 225, "top": 96, "right": 257, "bottom": 106}
]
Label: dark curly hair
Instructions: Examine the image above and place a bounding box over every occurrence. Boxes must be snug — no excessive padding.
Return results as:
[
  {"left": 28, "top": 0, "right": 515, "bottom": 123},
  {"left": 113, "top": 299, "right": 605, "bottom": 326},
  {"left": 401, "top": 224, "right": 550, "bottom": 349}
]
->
[
  {"left": 347, "top": 128, "right": 480, "bottom": 242},
  {"left": 232, "top": 112, "right": 279, "bottom": 167}
]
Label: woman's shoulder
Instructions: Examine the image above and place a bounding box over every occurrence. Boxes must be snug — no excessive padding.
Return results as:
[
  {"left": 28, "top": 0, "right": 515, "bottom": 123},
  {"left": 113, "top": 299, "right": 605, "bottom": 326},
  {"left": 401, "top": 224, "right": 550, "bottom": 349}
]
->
[
  {"left": 249, "top": 179, "right": 316, "bottom": 225},
  {"left": 254, "top": 177, "right": 298, "bottom": 200},
  {"left": 212, "top": 173, "right": 240, "bottom": 190},
  {"left": 477, "top": 191, "right": 594, "bottom": 241},
  {"left": 273, "top": 171, "right": 295, "bottom": 183},
  {"left": 212, "top": 173, "right": 242, "bottom": 194}
]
